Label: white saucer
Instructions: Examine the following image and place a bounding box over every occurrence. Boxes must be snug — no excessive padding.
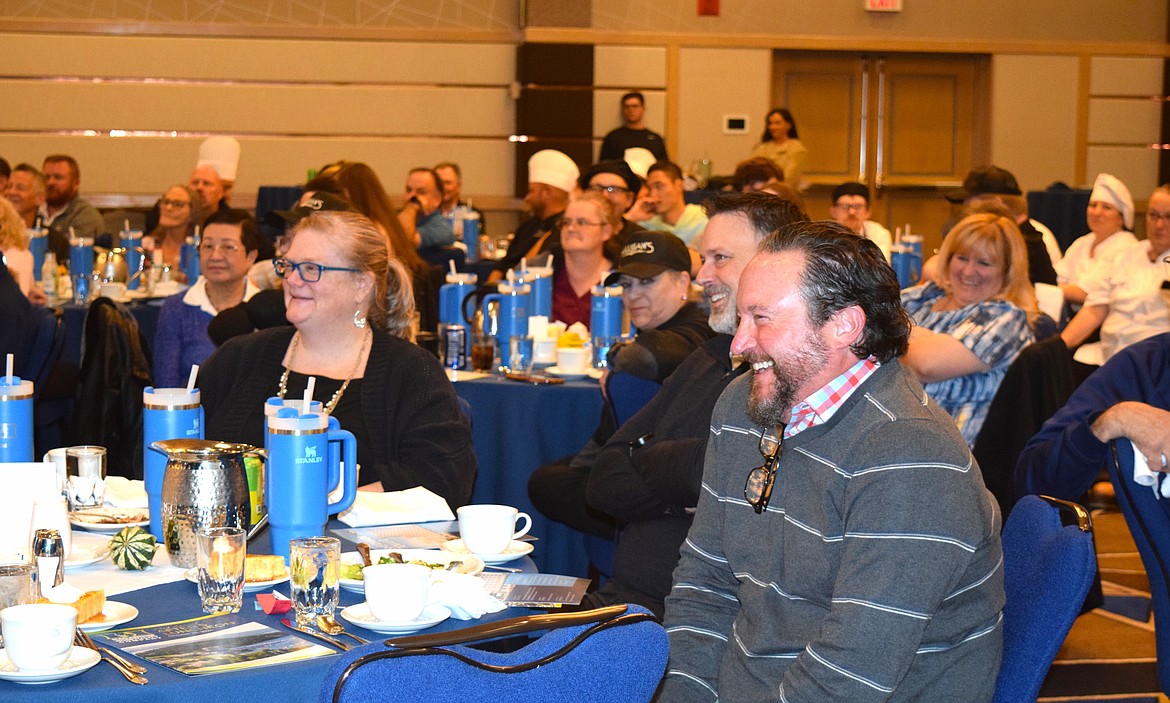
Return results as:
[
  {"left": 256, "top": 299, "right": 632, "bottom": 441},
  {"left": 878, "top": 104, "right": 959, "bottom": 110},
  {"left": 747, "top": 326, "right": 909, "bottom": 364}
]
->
[
  {"left": 70, "top": 507, "right": 150, "bottom": 533},
  {"left": 545, "top": 366, "right": 589, "bottom": 380},
  {"left": 79, "top": 601, "right": 139, "bottom": 633},
  {"left": 0, "top": 646, "right": 101, "bottom": 684},
  {"left": 340, "top": 603, "right": 451, "bottom": 635},
  {"left": 184, "top": 567, "right": 290, "bottom": 592},
  {"left": 587, "top": 368, "right": 604, "bottom": 380},
  {"left": 64, "top": 535, "right": 111, "bottom": 570},
  {"left": 439, "top": 539, "right": 534, "bottom": 565},
  {"left": 338, "top": 549, "right": 485, "bottom": 594}
]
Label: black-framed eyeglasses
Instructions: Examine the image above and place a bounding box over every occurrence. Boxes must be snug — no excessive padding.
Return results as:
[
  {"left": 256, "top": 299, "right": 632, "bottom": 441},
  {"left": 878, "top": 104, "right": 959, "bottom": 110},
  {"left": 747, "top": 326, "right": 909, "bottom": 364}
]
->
[
  {"left": 272, "top": 257, "right": 361, "bottom": 283},
  {"left": 744, "top": 427, "right": 783, "bottom": 514},
  {"left": 589, "top": 184, "right": 630, "bottom": 195}
]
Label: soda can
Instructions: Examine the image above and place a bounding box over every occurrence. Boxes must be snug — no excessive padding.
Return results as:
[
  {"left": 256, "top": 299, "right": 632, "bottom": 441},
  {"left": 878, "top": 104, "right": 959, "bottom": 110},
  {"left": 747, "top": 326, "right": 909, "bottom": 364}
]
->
[{"left": 439, "top": 324, "right": 467, "bottom": 370}]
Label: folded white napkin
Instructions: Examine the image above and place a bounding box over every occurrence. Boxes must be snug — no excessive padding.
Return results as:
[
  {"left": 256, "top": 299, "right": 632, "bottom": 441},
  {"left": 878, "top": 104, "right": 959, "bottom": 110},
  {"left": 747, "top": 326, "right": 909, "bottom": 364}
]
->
[
  {"left": 1130, "top": 440, "right": 1170, "bottom": 499},
  {"left": 429, "top": 572, "right": 506, "bottom": 620},
  {"left": 104, "top": 476, "right": 149, "bottom": 508},
  {"left": 337, "top": 486, "right": 455, "bottom": 527}
]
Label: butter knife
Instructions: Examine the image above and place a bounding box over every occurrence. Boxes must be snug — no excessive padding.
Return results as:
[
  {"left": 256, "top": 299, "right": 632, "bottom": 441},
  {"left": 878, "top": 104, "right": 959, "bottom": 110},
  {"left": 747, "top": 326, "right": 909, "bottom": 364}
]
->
[{"left": 280, "top": 618, "right": 351, "bottom": 651}]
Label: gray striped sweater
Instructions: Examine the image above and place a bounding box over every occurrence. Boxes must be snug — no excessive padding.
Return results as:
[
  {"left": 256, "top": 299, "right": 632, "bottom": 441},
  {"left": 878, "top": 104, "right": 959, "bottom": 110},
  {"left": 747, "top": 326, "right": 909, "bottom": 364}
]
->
[{"left": 659, "top": 361, "right": 1003, "bottom": 702}]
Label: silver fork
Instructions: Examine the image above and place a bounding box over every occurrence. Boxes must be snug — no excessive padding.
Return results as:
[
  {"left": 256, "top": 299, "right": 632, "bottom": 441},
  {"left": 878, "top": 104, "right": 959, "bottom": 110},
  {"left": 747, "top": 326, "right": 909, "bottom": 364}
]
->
[
  {"left": 74, "top": 629, "right": 148, "bottom": 684},
  {"left": 76, "top": 628, "right": 147, "bottom": 674}
]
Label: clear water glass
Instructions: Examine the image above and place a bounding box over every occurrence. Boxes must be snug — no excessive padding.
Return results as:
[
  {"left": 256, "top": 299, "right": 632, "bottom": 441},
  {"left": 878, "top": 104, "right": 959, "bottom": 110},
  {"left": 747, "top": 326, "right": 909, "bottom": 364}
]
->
[
  {"left": 290, "top": 537, "right": 340, "bottom": 626},
  {"left": 196, "top": 526, "right": 246, "bottom": 614}
]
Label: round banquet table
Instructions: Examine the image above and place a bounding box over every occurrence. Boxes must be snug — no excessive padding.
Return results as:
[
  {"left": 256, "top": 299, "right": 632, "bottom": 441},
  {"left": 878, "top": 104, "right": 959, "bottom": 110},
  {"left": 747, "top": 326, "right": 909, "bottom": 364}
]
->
[{"left": 453, "top": 374, "right": 605, "bottom": 579}]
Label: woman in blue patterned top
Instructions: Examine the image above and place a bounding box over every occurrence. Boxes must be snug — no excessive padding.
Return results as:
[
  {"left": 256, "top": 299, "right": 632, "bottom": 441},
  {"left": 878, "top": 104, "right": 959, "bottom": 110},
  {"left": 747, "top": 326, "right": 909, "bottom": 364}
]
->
[{"left": 901, "top": 213, "right": 1037, "bottom": 445}]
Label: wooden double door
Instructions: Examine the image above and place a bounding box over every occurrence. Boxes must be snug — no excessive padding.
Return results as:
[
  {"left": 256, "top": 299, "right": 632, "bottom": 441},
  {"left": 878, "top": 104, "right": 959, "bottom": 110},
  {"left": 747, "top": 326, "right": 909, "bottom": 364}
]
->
[{"left": 773, "top": 51, "right": 990, "bottom": 253}]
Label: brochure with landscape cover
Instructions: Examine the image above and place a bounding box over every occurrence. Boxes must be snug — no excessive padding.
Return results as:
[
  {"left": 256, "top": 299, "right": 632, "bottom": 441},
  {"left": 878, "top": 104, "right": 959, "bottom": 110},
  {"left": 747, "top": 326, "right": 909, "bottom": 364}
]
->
[{"left": 93, "top": 614, "right": 334, "bottom": 675}]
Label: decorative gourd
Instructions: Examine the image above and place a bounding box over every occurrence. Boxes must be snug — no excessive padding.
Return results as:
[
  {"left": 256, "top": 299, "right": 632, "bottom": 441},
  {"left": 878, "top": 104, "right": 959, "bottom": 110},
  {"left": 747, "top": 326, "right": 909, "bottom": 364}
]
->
[{"left": 109, "top": 526, "right": 159, "bottom": 570}]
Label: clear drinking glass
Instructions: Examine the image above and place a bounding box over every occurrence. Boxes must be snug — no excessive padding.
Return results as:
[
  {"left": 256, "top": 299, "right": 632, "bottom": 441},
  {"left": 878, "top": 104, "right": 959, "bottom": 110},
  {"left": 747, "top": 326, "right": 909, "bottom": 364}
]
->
[
  {"left": 0, "top": 564, "right": 37, "bottom": 648},
  {"left": 65, "top": 445, "right": 107, "bottom": 511},
  {"left": 196, "top": 527, "right": 246, "bottom": 614},
  {"left": 289, "top": 537, "right": 340, "bottom": 626}
]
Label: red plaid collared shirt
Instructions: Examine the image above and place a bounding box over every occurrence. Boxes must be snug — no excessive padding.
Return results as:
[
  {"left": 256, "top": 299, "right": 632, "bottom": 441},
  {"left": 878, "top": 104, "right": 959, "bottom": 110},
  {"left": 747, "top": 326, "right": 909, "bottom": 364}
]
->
[{"left": 783, "top": 356, "right": 879, "bottom": 439}]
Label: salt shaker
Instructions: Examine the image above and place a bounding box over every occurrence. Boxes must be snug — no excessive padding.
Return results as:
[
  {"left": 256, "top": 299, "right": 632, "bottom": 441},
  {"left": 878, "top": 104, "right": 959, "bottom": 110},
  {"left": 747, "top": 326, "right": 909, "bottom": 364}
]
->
[{"left": 31, "top": 528, "right": 66, "bottom": 596}]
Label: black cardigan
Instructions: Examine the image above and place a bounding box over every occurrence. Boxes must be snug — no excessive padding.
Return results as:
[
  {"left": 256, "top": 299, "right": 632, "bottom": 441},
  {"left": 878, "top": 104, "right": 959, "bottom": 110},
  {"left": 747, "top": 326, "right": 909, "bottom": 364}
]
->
[{"left": 200, "top": 326, "right": 476, "bottom": 508}]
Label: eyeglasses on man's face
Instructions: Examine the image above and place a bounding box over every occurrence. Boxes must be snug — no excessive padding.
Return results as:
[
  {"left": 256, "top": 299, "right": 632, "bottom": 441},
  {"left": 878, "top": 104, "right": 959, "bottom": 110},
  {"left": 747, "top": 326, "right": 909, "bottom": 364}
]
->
[
  {"left": 272, "top": 257, "right": 361, "bottom": 283},
  {"left": 556, "top": 217, "right": 605, "bottom": 229},
  {"left": 744, "top": 427, "right": 782, "bottom": 514},
  {"left": 589, "top": 184, "right": 630, "bottom": 195}
]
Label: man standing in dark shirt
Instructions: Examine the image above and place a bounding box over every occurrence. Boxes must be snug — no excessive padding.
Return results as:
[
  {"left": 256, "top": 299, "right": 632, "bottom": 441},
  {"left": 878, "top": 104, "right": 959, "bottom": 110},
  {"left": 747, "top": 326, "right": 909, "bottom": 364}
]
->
[{"left": 600, "top": 92, "right": 668, "bottom": 162}]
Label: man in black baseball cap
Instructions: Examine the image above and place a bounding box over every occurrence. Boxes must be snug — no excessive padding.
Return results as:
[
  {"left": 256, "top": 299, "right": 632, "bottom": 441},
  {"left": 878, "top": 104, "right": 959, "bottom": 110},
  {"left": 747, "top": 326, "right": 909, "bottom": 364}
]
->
[
  {"left": 605, "top": 229, "right": 691, "bottom": 286},
  {"left": 580, "top": 160, "right": 645, "bottom": 244}
]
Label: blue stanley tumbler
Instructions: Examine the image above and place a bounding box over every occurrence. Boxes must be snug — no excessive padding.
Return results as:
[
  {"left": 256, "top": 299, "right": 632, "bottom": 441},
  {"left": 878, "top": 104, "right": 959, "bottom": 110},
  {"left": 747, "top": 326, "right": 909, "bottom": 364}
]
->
[
  {"left": 266, "top": 408, "right": 357, "bottom": 563},
  {"left": 0, "top": 376, "right": 34, "bottom": 462},
  {"left": 590, "top": 284, "right": 624, "bottom": 369},
  {"left": 438, "top": 272, "right": 478, "bottom": 360},
  {"left": 143, "top": 387, "right": 203, "bottom": 541}
]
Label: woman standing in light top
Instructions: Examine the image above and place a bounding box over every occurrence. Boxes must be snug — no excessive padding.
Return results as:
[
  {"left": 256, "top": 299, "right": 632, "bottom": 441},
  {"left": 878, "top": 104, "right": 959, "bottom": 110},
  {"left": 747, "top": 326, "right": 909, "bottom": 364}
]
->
[
  {"left": 1057, "top": 172, "right": 1138, "bottom": 306},
  {"left": 750, "top": 108, "right": 808, "bottom": 189}
]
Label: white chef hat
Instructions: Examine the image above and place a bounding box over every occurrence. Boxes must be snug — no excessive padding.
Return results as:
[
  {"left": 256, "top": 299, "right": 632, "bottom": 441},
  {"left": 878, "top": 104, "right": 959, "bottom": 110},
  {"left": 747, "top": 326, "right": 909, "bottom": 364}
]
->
[
  {"left": 623, "top": 147, "right": 657, "bottom": 180},
  {"left": 527, "top": 150, "right": 579, "bottom": 194},
  {"left": 1089, "top": 173, "right": 1134, "bottom": 230},
  {"left": 196, "top": 136, "right": 241, "bottom": 182}
]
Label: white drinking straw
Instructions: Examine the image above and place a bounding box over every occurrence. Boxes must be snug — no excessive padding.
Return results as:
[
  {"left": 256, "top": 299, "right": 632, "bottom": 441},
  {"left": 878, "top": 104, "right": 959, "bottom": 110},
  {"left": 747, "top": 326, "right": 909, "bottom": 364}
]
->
[
  {"left": 5, "top": 353, "right": 13, "bottom": 384},
  {"left": 448, "top": 259, "right": 457, "bottom": 276},
  {"left": 894, "top": 226, "right": 902, "bottom": 247},
  {"left": 303, "top": 377, "right": 316, "bottom": 415},
  {"left": 124, "top": 219, "right": 130, "bottom": 233},
  {"left": 186, "top": 364, "right": 199, "bottom": 392},
  {"left": 521, "top": 257, "right": 527, "bottom": 273},
  {"left": 69, "top": 226, "right": 78, "bottom": 245}
]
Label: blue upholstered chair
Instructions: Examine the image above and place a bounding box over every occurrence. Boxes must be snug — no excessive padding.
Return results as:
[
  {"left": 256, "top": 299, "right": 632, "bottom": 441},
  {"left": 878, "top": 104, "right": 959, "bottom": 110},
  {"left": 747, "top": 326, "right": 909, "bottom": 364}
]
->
[
  {"left": 321, "top": 604, "right": 668, "bottom": 703},
  {"left": 994, "top": 494, "right": 1097, "bottom": 702},
  {"left": 1108, "top": 440, "right": 1170, "bottom": 694}
]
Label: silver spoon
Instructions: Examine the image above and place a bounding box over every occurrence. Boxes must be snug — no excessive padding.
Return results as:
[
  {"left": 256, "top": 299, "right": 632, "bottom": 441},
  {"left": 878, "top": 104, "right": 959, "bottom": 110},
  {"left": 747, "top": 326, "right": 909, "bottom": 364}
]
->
[{"left": 316, "top": 614, "right": 369, "bottom": 644}]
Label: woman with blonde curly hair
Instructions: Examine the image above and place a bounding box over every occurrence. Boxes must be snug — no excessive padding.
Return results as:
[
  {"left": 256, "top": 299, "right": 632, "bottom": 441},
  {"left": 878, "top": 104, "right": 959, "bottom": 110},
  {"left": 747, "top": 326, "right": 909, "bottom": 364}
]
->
[
  {"left": 200, "top": 211, "right": 475, "bottom": 507},
  {"left": 0, "top": 198, "right": 33, "bottom": 296},
  {"left": 900, "top": 212, "right": 1037, "bottom": 445}
]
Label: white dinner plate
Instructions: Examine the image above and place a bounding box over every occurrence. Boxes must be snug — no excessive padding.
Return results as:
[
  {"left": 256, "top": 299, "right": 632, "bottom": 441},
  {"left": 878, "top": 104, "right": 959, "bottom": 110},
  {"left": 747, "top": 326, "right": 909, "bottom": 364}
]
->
[
  {"left": 64, "top": 535, "right": 111, "bottom": 571},
  {"left": 439, "top": 539, "right": 534, "bottom": 565},
  {"left": 544, "top": 366, "right": 589, "bottom": 380},
  {"left": 0, "top": 646, "right": 101, "bottom": 684},
  {"left": 184, "top": 567, "right": 290, "bottom": 593},
  {"left": 79, "top": 601, "right": 139, "bottom": 633},
  {"left": 338, "top": 549, "right": 485, "bottom": 594},
  {"left": 69, "top": 508, "right": 150, "bottom": 533},
  {"left": 339, "top": 603, "right": 451, "bottom": 635}
]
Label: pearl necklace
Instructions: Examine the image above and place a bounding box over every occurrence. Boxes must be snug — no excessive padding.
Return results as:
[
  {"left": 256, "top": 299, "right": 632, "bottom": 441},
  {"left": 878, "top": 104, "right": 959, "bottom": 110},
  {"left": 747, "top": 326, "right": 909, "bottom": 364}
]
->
[{"left": 277, "top": 329, "right": 371, "bottom": 415}]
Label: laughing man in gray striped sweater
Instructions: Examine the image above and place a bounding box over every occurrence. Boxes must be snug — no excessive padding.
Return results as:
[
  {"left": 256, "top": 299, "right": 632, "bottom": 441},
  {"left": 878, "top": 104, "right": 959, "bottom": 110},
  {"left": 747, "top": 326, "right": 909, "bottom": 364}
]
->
[{"left": 658, "top": 221, "right": 1004, "bottom": 702}]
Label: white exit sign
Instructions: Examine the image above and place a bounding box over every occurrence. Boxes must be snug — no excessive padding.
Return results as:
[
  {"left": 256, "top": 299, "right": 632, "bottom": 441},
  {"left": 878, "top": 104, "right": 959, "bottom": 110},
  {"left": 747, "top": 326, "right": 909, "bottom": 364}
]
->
[{"left": 865, "top": 0, "right": 903, "bottom": 11}]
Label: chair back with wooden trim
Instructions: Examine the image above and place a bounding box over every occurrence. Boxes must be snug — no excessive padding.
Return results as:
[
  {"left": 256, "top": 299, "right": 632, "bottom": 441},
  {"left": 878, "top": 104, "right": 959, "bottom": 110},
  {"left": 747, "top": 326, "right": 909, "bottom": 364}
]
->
[
  {"left": 994, "top": 495, "right": 1096, "bottom": 702},
  {"left": 321, "top": 605, "right": 667, "bottom": 703}
]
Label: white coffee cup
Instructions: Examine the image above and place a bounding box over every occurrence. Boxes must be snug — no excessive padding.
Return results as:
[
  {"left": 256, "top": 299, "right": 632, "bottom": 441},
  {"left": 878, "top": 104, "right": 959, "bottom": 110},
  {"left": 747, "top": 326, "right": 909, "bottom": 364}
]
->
[
  {"left": 1, "top": 603, "right": 77, "bottom": 671},
  {"left": 556, "top": 347, "right": 591, "bottom": 375},
  {"left": 100, "top": 281, "right": 127, "bottom": 299},
  {"left": 457, "top": 504, "right": 532, "bottom": 556},
  {"left": 363, "top": 563, "right": 430, "bottom": 622}
]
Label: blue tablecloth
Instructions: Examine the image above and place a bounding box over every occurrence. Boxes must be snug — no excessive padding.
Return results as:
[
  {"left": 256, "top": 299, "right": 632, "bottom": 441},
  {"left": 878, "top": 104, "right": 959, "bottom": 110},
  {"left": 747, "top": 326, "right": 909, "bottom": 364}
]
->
[
  {"left": 454, "top": 375, "right": 605, "bottom": 579},
  {"left": 2, "top": 524, "right": 535, "bottom": 702}
]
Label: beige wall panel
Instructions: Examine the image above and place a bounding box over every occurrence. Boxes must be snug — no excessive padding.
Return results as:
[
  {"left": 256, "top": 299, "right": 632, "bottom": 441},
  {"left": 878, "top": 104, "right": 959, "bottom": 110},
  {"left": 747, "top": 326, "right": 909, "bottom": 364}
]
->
[
  {"left": 0, "top": 33, "right": 516, "bottom": 85},
  {"left": 676, "top": 47, "right": 771, "bottom": 179},
  {"left": 1089, "top": 56, "right": 1164, "bottom": 96},
  {"left": 594, "top": 46, "right": 668, "bottom": 89},
  {"left": 1085, "top": 146, "right": 1160, "bottom": 196},
  {"left": 1, "top": 82, "right": 514, "bottom": 136},
  {"left": 1087, "top": 98, "right": 1163, "bottom": 144},
  {"left": 594, "top": 89, "right": 667, "bottom": 140},
  {"left": 0, "top": 135, "right": 516, "bottom": 203},
  {"left": 592, "top": 0, "right": 1166, "bottom": 44},
  {"left": 989, "top": 55, "right": 1079, "bottom": 191},
  {"left": 0, "top": 1, "right": 519, "bottom": 32}
]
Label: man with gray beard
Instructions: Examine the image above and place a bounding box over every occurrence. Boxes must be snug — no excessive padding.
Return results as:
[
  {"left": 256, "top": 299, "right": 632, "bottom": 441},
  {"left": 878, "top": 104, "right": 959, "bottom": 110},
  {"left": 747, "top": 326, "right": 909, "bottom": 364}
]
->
[
  {"left": 578, "top": 192, "right": 807, "bottom": 617},
  {"left": 658, "top": 221, "right": 1004, "bottom": 702}
]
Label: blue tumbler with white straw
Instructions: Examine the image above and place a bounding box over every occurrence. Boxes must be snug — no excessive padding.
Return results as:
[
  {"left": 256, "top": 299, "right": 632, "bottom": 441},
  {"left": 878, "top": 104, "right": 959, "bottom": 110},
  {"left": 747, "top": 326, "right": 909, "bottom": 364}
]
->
[
  {"left": 0, "top": 369, "right": 34, "bottom": 463},
  {"left": 143, "top": 387, "right": 203, "bottom": 541}
]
